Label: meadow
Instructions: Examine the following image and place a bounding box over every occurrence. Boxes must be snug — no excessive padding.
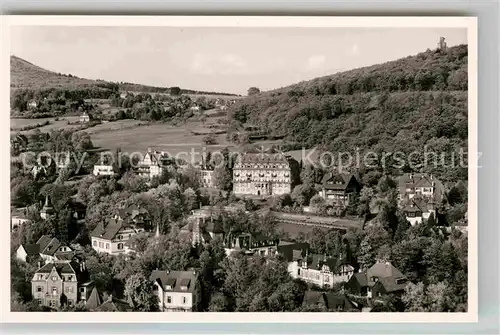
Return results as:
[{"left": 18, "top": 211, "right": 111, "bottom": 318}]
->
[
  {"left": 10, "top": 116, "right": 81, "bottom": 135},
  {"left": 85, "top": 118, "right": 236, "bottom": 160}
]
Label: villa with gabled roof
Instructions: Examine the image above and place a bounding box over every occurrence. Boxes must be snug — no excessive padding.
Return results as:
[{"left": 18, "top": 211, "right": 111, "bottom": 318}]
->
[
  {"left": 16, "top": 235, "right": 74, "bottom": 263},
  {"left": 346, "top": 261, "right": 410, "bottom": 299},
  {"left": 320, "top": 172, "right": 361, "bottom": 210},
  {"left": 31, "top": 258, "right": 90, "bottom": 309},
  {"left": 397, "top": 173, "right": 444, "bottom": 203},
  {"left": 287, "top": 251, "right": 355, "bottom": 288},
  {"left": 150, "top": 269, "right": 201, "bottom": 312},
  {"left": 136, "top": 148, "right": 173, "bottom": 179}
]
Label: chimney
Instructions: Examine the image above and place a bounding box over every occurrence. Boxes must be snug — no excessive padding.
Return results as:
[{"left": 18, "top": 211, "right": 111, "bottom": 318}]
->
[
  {"left": 108, "top": 294, "right": 113, "bottom": 302},
  {"left": 430, "top": 174, "right": 433, "bottom": 180},
  {"left": 38, "top": 261, "right": 41, "bottom": 269},
  {"left": 147, "top": 147, "right": 152, "bottom": 153},
  {"left": 409, "top": 173, "right": 413, "bottom": 180}
]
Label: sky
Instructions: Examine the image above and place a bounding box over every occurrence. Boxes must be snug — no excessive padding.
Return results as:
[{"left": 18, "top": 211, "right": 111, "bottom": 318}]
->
[{"left": 10, "top": 26, "right": 467, "bottom": 95}]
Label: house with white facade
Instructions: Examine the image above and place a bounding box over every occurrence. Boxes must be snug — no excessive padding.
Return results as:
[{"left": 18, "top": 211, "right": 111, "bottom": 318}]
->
[
  {"left": 16, "top": 235, "right": 74, "bottom": 264},
  {"left": 90, "top": 205, "right": 150, "bottom": 256},
  {"left": 402, "top": 198, "right": 436, "bottom": 226},
  {"left": 80, "top": 112, "right": 90, "bottom": 123},
  {"left": 93, "top": 164, "right": 116, "bottom": 177},
  {"left": 232, "top": 152, "right": 299, "bottom": 196},
  {"left": 11, "top": 207, "right": 30, "bottom": 230},
  {"left": 150, "top": 270, "right": 201, "bottom": 312},
  {"left": 346, "top": 261, "right": 409, "bottom": 299},
  {"left": 397, "top": 173, "right": 444, "bottom": 203},
  {"left": 287, "top": 252, "right": 355, "bottom": 288},
  {"left": 136, "top": 148, "right": 173, "bottom": 179}
]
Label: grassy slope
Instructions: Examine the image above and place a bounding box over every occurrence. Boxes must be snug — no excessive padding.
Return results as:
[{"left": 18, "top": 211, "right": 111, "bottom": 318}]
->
[
  {"left": 10, "top": 55, "right": 239, "bottom": 96},
  {"left": 10, "top": 56, "right": 100, "bottom": 90}
]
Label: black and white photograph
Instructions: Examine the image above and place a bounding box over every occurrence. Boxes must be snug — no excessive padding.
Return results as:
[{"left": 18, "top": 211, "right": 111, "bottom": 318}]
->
[{"left": 3, "top": 16, "right": 477, "bottom": 322}]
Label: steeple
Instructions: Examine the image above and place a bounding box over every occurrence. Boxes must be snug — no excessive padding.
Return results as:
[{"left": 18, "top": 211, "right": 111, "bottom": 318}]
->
[
  {"left": 155, "top": 223, "right": 160, "bottom": 238},
  {"left": 40, "top": 195, "right": 54, "bottom": 220},
  {"left": 44, "top": 195, "right": 52, "bottom": 208}
]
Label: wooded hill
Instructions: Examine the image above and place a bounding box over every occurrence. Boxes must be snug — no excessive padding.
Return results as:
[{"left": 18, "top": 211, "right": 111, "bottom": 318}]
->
[
  {"left": 228, "top": 45, "right": 468, "bottom": 182},
  {"left": 10, "top": 55, "right": 238, "bottom": 96}
]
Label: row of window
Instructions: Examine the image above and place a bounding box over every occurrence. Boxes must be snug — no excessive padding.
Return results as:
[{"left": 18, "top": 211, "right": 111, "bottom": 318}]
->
[
  {"left": 37, "top": 286, "right": 71, "bottom": 295},
  {"left": 165, "top": 296, "right": 188, "bottom": 304},
  {"left": 93, "top": 240, "right": 125, "bottom": 249}
]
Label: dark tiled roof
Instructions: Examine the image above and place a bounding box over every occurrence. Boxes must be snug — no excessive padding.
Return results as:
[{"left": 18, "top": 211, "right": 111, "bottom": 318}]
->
[
  {"left": 150, "top": 270, "right": 198, "bottom": 293},
  {"left": 376, "top": 276, "right": 409, "bottom": 293},
  {"left": 22, "top": 243, "right": 40, "bottom": 256},
  {"left": 352, "top": 272, "right": 369, "bottom": 287},
  {"left": 90, "top": 221, "right": 123, "bottom": 240},
  {"left": 36, "top": 263, "right": 57, "bottom": 274},
  {"left": 367, "top": 262, "right": 404, "bottom": 280},
  {"left": 277, "top": 242, "right": 308, "bottom": 262},
  {"left": 54, "top": 252, "right": 75, "bottom": 261},
  {"left": 85, "top": 287, "right": 102, "bottom": 310},
  {"left": 97, "top": 297, "right": 132, "bottom": 312},
  {"left": 321, "top": 173, "right": 355, "bottom": 191},
  {"left": 302, "top": 291, "right": 326, "bottom": 306},
  {"left": 301, "top": 254, "right": 349, "bottom": 273},
  {"left": 397, "top": 173, "right": 445, "bottom": 200},
  {"left": 36, "top": 235, "right": 52, "bottom": 251},
  {"left": 353, "top": 262, "right": 407, "bottom": 289},
  {"left": 35, "top": 260, "right": 83, "bottom": 278},
  {"left": 324, "top": 293, "right": 359, "bottom": 311},
  {"left": 235, "top": 153, "right": 289, "bottom": 165},
  {"left": 40, "top": 238, "right": 62, "bottom": 256},
  {"left": 179, "top": 278, "right": 191, "bottom": 288},
  {"left": 402, "top": 198, "right": 433, "bottom": 214}
]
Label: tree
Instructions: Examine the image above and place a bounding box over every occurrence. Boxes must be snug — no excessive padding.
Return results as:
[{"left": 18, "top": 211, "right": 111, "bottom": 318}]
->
[
  {"left": 290, "top": 184, "right": 316, "bottom": 207},
  {"left": 170, "top": 87, "right": 181, "bottom": 96},
  {"left": 212, "top": 166, "right": 232, "bottom": 191},
  {"left": 183, "top": 187, "right": 199, "bottom": 211},
  {"left": 358, "top": 187, "right": 374, "bottom": 217},
  {"left": 208, "top": 292, "right": 231, "bottom": 311},
  {"left": 300, "top": 164, "right": 316, "bottom": 185},
  {"left": 309, "top": 194, "right": 326, "bottom": 213},
  {"left": 119, "top": 171, "right": 148, "bottom": 193},
  {"left": 247, "top": 87, "right": 260, "bottom": 96},
  {"left": 203, "top": 134, "right": 217, "bottom": 145},
  {"left": 427, "top": 212, "right": 436, "bottom": 228},
  {"left": 71, "top": 131, "right": 93, "bottom": 151},
  {"left": 357, "top": 237, "right": 375, "bottom": 270},
  {"left": 124, "top": 273, "right": 159, "bottom": 311},
  {"left": 402, "top": 282, "right": 426, "bottom": 311}
]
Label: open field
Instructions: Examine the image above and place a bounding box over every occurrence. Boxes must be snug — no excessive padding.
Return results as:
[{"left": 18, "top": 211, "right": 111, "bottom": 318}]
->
[
  {"left": 85, "top": 118, "right": 235, "bottom": 159},
  {"left": 10, "top": 116, "right": 81, "bottom": 135},
  {"left": 276, "top": 222, "right": 330, "bottom": 240}
]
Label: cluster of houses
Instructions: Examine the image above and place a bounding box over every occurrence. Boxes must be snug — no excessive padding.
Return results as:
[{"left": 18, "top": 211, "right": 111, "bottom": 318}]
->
[
  {"left": 93, "top": 147, "right": 174, "bottom": 179},
  {"left": 16, "top": 229, "right": 201, "bottom": 312},
  {"left": 12, "top": 141, "right": 455, "bottom": 312}
]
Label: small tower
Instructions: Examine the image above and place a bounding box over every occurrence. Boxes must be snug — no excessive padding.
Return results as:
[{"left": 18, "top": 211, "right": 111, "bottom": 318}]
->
[
  {"left": 438, "top": 37, "right": 447, "bottom": 51},
  {"left": 155, "top": 222, "right": 160, "bottom": 238},
  {"left": 40, "top": 195, "right": 55, "bottom": 220},
  {"left": 192, "top": 218, "right": 202, "bottom": 246}
]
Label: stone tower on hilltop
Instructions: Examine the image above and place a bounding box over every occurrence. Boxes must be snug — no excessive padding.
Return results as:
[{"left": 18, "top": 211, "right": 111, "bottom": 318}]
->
[{"left": 438, "top": 37, "right": 447, "bottom": 51}]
